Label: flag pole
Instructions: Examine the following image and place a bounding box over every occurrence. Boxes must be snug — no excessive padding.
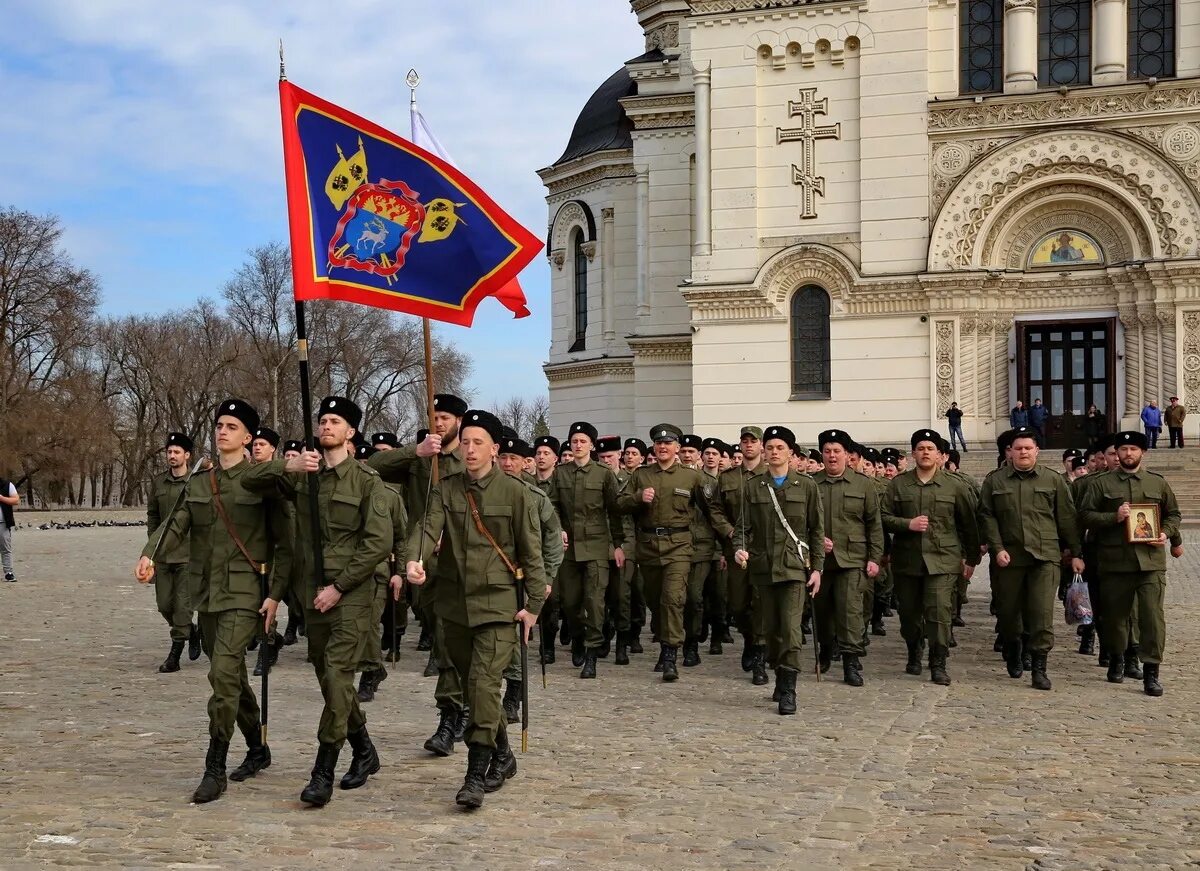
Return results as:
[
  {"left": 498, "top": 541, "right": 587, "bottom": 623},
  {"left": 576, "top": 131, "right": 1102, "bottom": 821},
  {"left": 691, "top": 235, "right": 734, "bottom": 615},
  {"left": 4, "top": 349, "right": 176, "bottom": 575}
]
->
[{"left": 409, "top": 69, "right": 438, "bottom": 482}]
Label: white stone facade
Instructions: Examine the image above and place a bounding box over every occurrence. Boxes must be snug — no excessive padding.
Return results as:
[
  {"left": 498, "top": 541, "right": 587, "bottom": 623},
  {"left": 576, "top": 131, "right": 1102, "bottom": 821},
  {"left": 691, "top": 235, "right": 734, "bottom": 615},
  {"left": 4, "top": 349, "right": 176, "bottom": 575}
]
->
[{"left": 540, "top": 0, "right": 1200, "bottom": 448}]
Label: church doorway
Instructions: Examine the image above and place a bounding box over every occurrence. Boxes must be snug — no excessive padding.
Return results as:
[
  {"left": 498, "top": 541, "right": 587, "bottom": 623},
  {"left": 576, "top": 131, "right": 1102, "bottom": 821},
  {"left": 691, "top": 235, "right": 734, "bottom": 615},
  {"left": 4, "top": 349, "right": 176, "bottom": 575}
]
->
[{"left": 1016, "top": 319, "right": 1116, "bottom": 448}]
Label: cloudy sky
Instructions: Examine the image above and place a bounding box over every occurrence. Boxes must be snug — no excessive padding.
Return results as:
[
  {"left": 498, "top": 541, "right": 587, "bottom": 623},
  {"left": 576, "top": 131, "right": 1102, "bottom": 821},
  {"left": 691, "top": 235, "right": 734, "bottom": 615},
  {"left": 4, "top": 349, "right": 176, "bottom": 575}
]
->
[{"left": 0, "top": 1, "right": 644, "bottom": 404}]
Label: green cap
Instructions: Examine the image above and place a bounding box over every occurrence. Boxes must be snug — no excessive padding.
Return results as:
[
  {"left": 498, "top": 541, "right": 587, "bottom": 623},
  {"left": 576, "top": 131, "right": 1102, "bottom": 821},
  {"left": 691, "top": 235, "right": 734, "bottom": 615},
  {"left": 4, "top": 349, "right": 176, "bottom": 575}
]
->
[
  {"left": 739, "top": 425, "right": 763, "bottom": 441},
  {"left": 649, "top": 423, "right": 683, "bottom": 443}
]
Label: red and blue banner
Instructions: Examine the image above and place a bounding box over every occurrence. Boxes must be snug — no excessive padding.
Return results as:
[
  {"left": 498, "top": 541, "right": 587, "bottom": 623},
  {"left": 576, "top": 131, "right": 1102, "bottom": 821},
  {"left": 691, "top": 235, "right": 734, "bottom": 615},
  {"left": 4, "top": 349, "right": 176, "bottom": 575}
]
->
[{"left": 279, "top": 81, "right": 540, "bottom": 326}]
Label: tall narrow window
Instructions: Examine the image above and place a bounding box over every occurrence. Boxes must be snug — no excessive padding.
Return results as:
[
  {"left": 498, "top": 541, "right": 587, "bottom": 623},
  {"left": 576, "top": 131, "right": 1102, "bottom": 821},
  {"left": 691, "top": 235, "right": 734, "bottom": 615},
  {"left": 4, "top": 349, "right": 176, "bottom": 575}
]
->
[
  {"left": 790, "top": 285, "right": 831, "bottom": 400},
  {"left": 1128, "top": 0, "right": 1175, "bottom": 79},
  {"left": 960, "top": 0, "right": 1004, "bottom": 94},
  {"left": 1039, "top": 0, "right": 1091, "bottom": 87},
  {"left": 570, "top": 230, "right": 587, "bottom": 352}
]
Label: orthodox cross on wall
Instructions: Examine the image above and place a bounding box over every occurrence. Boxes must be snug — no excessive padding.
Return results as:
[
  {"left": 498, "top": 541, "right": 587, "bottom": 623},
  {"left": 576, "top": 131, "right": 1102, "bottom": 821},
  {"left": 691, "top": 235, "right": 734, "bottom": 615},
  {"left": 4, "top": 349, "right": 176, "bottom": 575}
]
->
[{"left": 776, "top": 88, "right": 840, "bottom": 219}]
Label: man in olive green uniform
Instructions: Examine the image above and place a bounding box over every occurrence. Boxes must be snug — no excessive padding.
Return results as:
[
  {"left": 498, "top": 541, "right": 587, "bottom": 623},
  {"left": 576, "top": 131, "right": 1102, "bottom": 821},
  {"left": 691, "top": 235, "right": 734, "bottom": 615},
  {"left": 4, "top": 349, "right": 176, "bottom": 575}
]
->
[
  {"left": 596, "top": 435, "right": 626, "bottom": 659},
  {"left": 621, "top": 437, "right": 650, "bottom": 655},
  {"left": 700, "top": 437, "right": 731, "bottom": 655},
  {"left": 732, "top": 425, "right": 823, "bottom": 715},
  {"left": 681, "top": 438, "right": 720, "bottom": 667},
  {"left": 716, "top": 426, "right": 770, "bottom": 682},
  {"left": 145, "top": 431, "right": 200, "bottom": 673},
  {"left": 370, "top": 432, "right": 407, "bottom": 658},
  {"left": 882, "top": 429, "right": 981, "bottom": 685},
  {"left": 368, "top": 394, "right": 469, "bottom": 752},
  {"left": 280, "top": 440, "right": 307, "bottom": 646},
  {"left": 978, "top": 426, "right": 1082, "bottom": 690},
  {"left": 550, "top": 421, "right": 626, "bottom": 679},
  {"left": 813, "top": 429, "right": 884, "bottom": 686},
  {"left": 135, "top": 399, "right": 292, "bottom": 804},
  {"left": 531, "top": 435, "right": 561, "bottom": 664},
  {"left": 1078, "top": 430, "right": 1182, "bottom": 696},
  {"left": 870, "top": 447, "right": 900, "bottom": 636},
  {"left": 617, "top": 424, "right": 726, "bottom": 681},
  {"left": 406, "top": 410, "right": 547, "bottom": 809},
  {"left": 244, "top": 396, "right": 392, "bottom": 807}
]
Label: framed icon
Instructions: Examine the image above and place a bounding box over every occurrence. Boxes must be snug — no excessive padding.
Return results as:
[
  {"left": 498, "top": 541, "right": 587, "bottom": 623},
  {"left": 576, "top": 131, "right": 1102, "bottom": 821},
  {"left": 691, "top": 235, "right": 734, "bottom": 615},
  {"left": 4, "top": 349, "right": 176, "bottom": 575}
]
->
[
  {"left": 1028, "top": 230, "right": 1104, "bottom": 268},
  {"left": 1126, "top": 503, "right": 1161, "bottom": 543}
]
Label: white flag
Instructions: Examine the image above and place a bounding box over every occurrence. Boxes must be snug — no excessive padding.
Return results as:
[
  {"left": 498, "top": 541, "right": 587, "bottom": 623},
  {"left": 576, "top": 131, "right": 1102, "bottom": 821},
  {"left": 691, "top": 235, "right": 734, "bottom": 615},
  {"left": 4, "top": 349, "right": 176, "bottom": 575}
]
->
[{"left": 411, "top": 103, "right": 456, "bottom": 167}]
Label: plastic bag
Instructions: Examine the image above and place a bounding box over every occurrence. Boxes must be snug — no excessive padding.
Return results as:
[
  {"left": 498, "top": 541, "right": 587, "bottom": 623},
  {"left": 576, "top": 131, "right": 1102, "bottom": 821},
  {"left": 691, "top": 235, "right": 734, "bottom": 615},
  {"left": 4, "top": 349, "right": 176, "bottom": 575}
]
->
[{"left": 1064, "top": 574, "right": 1093, "bottom": 626}]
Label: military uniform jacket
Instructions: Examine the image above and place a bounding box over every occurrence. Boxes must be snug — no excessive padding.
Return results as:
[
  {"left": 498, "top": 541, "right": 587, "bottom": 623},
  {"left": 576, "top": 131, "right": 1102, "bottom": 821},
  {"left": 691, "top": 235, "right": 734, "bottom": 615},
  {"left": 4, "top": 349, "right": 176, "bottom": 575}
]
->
[
  {"left": 616, "top": 461, "right": 722, "bottom": 565},
  {"left": 368, "top": 443, "right": 465, "bottom": 534},
  {"left": 374, "top": 483, "right": 409, "bottom": 585},
  {"left": 882, "top": 469, "right": 981, "bottom": 576},
  {"left": 147, "top": 469, "right": 191, "bottom": 566},
  {"left": 549, "top": 460, "right": 626, "bottom": 562},
  {"left": 407, "top": 466, "right": 546, "bottom": 627},
  {"left": 512, "top": 471, "right": 564, "bottom": 583},
  {"left": 713, "top": 462, "right": 766, "bottom": 555},
  {"left": 689, "top": 470, "right": 721, "bottom": 564},
  {"left": 732, "top": 470, "right": 825, "bottom": 582},
  {"left": 241, "top": 455, "right": 392, "bottom": 608},
  {"left": 143, "top": 460, "right": 294, "bottom": 613},
  {"left": 1077, "top": 467, "right": 1182, "bottom": 572},
  {"left": 813, "top": 470, "right": 884, "bottom": 570},
  {"left": 978, "top": 463, "right": 1079, "bottom": 565}
]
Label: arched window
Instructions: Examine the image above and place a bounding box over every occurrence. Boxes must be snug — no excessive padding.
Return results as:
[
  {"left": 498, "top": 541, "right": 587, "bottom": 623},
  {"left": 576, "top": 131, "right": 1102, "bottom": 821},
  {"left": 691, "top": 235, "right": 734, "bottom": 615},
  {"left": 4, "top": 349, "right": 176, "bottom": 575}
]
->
[
  {"left": 1128, "top": 0, "right": 1175, "bottom": 80},
  {"left": 960, "top": 0, "right": 1004, "bottom": 95},
  {"left": 1038, "top": 0, "right": 1091, "bottom": 87},
  {"left": 790, "top": 285, "right": 831, "bottom": 400},
  {"left": 570, "top": 229, "right": 587, "bottom": 352}
]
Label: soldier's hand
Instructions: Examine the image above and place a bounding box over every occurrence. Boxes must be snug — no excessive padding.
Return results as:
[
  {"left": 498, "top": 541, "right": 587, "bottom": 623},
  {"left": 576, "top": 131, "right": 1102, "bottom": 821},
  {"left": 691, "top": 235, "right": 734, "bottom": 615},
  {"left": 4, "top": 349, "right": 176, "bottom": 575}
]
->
[
  {"left": 1070, "top": 557, "right": 1085, "bottom": 574},
  {"left": 286, "top": 449, "right": 320, "bottom": 474},
  {"left": 823, "top": 537, "right": 834, "bottom": 554},
  {"left": 908, "top": 515, "right": 930, "bottom": 533},
  {"left": 406, "top": 560, "right": 427, "bottom": 585},
  {"left": 613, "top": 547, "right": 626, "bottom": 569},
  {"left": 134, "top": 556, "right": 155, "bottom": 583},
  {"left": 1171, "top": 544, "right": 1185, "bottom": 558},
  {"left": 1146, "top": 532, "right": 1168, "bottom": 547},
  {"left": 718, "top": 555, "right": 727, "bottom": 571},
  {"left": 641, "top": 487, "right": 655, "bottom": 503},
  {"left": 866, "top": 560, "right": 879, "bottom": 579},
  {"left": 1116, "top": 502, "right": 1131, "bottom": 522},
  {"left": 259, "top": 597, "right": 279, "bottom": 634},
  {"left": 389, "top": 575, "right": 404, "bottom": 601},
  {"left": 734, "top": 549, "right": 749, "bottom": 568},
  {"left": 314, "top": 585, "right": 342, "bottom": 613},
  {"left": 545, "top": 585, "right": 552, "bottom": 598},
  {"left": 996, "top": 549, "right": 1011, "bottom": 568},
  {"left": 416, "top": 434, "right": 442, "bottom": 458},
  {"left": 807, "top": 571, "right": 821, "bottom": 596},
  {"left": 515, "top": 608, "right": 538, "bottom": 644},
  {"left": 561, "top": 530, "right": 569, "bottom": 549},
  {"left": 962, "top": 561, "right": 975, "bottom": 581}
]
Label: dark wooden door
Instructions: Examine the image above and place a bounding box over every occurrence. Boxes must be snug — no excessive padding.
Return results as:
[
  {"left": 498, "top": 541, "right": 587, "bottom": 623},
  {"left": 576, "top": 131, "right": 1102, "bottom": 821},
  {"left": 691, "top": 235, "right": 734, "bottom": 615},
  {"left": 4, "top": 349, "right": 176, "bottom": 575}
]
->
[{"left": 1018, "top": 320, "right": 1115, "bottom": 449}]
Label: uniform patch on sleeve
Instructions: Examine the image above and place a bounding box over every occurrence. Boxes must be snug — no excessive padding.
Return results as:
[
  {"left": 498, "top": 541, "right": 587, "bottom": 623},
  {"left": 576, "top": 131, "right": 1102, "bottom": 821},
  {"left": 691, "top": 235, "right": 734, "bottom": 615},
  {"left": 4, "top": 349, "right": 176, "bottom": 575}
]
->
[{"left": 674, "top": 487, "right": 690, "bottom": 497}]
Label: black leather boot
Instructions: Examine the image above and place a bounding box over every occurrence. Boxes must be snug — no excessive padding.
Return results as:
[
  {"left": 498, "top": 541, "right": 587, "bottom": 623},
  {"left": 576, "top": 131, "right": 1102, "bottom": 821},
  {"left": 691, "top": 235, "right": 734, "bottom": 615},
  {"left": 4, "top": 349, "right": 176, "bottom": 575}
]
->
[
  {"left": 1107, "top": 655, "right": 1125, "bottom": 683},
  {"left": 456, "top": 744, "right": 492, "bottom": 809},
  {"left": 580, "top": 649, "right": 597, "bottom": 679},
  {"left": 740, "top": 638, "right": 754, "bottom": 672},
  {"left": 1021, "top": 636, "right": 1032, "bottom": 673},
  {"left": 339, "top": 726, "right": 380, "bottom": 790},
  {"left": 416, "top": 625, "right": 433, "bottom": 651},
  {"left": 951, "top": 602, "right": 965, "bottom": 628},
  {"left": 502, "top": 680, "right": 522, "bottom": 723},
  {"left": 993, "top": 635, "right": 1004, "bottom": 653},
  {"left": 598, "top": 625, "right": 612, "bottom": 659},
  {"left": 188, "top": 623, "right": 202, "bottom": 660},
  {"left": 191, "top": 738, "right": 229, "bottom": 803},
  {"left": 817, "top": 643, "right": 832, "bottom": 675},
  {"left": 682, "top": 640, "right": 701, "bottom": 668},
  {"left": 929, "top": 646, "right": 951, "bottom": 686},
  {"left": 1031, "top": 653, "right": 1051, "bottom": 691},
  {"left": 709, "top": 622, "right": 724, "bottom": 655},
  {"left": 614, "top": 632, "right": 630, "bottom": 666},
  {"left": 540, "top": 626, "right": 556, "bottom": 664},
  {"left": 559, "top": 621, "right": 571, "bottom": 647},
  {"left": 1078, "top": 625, "right": 1095, "bottom": 655},
  {"left": 1098, "top": 644, "right": 1110, "bottom": 668},
  {"left": 300, "top": 743, "right": 340, "bottom": 807},
  {"left": 1003, "top": 641, "right": 1023, "bottom": 679},
  {"left": 653, "top": 646, "right": 665, "bottom": 673},
  {"left": 905, "top": 640, "right": 922, "bottom": 675},
  {"left": 720, "top": 623, "right": 734, "bottom": 644},
  {"left": 751, "top": 646, "right": 769, "bottom": 686},
  {"left": 423, "top": 650, "right": 439, "bottom": 677},
  {"left": 454, "top": 705, "right": 470, "bottom": 742},
  {"left": 1143, "top": 662, "right": 1163, "bottom": 697},
  {"left": 1124, "top": 645, "right": 1143, "bottom": 679},
  {"left": 283, "top": 618, "right": 298, "bottom": 646},
  {"left": 571, "top": 635, "right": 586, "bottom": 668},
  {"left": 483, "top": 727, "right": 517, "bottom": 793},
  {"left": 777, "top": 668, "right": 797, "bottom": 716},
  {"left": 772, "top": 668, "right": 782, "bottom": 702},
  {"left": 842, "top": 654, "right": 864, "bottom": 687},
  {"left": 229, "top": 730, "right": 271, "bottom": 782},
  {"left": 629, "top": 629, "right": 644, "bottom": 654},
  {"left": 423, "top": 708, "right": 457, "bottom": 756},
  {"left": 357, "top": 667, "right": 387, "bottom": 703},
  {"left": 159, "top": 640, "right": 184, "bottom": 674},
  {"left": 661, "top": 645, "right": 679, "bottom": 682}
]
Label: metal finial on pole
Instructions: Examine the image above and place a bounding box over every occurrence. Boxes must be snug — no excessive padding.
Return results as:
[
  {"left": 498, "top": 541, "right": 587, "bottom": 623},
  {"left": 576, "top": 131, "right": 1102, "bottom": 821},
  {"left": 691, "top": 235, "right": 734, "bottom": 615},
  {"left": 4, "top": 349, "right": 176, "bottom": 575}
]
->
[
  {"left": 407, "top": 68, "right": 420, "bottom": 107},
  {"left": 279, "top": 39, "right": 287, "bottom": 82}
]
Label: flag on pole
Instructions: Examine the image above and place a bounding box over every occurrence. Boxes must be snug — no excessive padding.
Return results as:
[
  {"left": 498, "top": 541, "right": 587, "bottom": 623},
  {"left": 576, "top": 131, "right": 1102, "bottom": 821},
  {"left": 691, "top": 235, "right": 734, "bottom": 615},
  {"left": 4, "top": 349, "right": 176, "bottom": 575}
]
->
[{"left": 279, "top": 81, "right": 541, "bottom": 326}]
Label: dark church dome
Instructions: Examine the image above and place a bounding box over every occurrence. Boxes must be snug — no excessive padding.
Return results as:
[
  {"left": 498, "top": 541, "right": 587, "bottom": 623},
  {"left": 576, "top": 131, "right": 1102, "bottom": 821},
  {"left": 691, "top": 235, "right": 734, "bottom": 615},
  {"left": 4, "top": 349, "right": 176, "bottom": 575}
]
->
[{"left": 553, "top": 68, "right": 637, "bottom": 166}]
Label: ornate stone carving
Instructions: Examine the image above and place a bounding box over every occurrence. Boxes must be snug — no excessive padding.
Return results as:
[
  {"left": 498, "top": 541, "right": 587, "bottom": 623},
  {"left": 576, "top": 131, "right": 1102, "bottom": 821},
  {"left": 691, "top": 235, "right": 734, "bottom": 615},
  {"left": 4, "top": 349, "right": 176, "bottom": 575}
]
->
[
  {"left": 627, "top": 335, "right": 693, "bottom": 363},
  {"left": 550, "top": 249, "right": 565, "bottom": 270},
  {"left": 544, "top": 357, "right": 635, "bottom": 384},
  {"left": 932, "top": 142, "right": 971, "bottom": 177},
  {"left": 1182, "top": 310, "right": 1200, "bottom": 413},
  {"left": 1163, "top": 123, "right": 1200, "bottom": 162},
  {"left": 580, "top": 241, "right": 597, "bottom": 262},
  {"left": 694, "top": 0, "right": 863, "bottom": 15},
  {"left": 934, "top": 320, "right": 956, "bottom": 415},
  {"left": 776, "top": 88, "right": 841, "bottom": 219},
  {"left": 756, "top": 244, "right": 856, "bottom": 315},
  {"left": 929, "top": 136, "right": 1018, "bottom": 215},
  {"left": 645, "top": 22, "right": 680, "bottom": 52}
]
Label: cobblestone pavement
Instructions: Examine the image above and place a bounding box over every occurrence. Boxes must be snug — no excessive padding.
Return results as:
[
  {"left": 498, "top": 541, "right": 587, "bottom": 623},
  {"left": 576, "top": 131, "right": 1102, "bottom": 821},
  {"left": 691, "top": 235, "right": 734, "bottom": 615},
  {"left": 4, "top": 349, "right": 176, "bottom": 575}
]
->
[{"left": 2, "top": 528, "right": 1200, "bottom": 870}]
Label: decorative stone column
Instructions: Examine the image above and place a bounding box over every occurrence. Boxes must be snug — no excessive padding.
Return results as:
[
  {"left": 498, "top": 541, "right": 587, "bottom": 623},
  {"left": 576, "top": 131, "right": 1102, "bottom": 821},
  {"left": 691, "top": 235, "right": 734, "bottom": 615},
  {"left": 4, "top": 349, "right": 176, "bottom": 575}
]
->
[
  {"left": 636, "top": 165, "right": 650, "bottom": 316},
  {"left": 692, "top": 62, "right": 712, "bottom": 257},
  {"left": 1003, "top": 0, "right": 1038, "bottom": 93},
  {"left": 1093, "top": 0, "right": 1129, "bottom": 85}
]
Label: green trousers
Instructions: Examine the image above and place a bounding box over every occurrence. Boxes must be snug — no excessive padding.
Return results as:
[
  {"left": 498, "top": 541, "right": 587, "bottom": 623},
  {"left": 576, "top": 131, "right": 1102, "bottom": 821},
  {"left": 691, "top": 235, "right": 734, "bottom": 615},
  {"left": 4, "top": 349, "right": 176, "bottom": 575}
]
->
[
  {"left": 758, "top": 579, "right": 807, "bottom": 672},
  {"left": 685, "top": 560, "right": 713, "bottom": 641},
  {"left": 815, "top": 567, "right": 868, "bottom": 656},
  {"left": 992, "top": 561, "right": 1058, "bottom": 653},
  {"left": 706, "top": 561, "right": 728, "bottom": 630},
  {"left": 606, "top": 558, "right": 637, "bottom": 633},
  {"left": 358, "top": 582, "right": 388, "bottom": 672},
  {"left": 725, "top": 558, "right": 764, "bottom": 643},
  {"left": 558, "top": 558, "right": 608, "bottom": 649},
  {"left": 641, "top": 559, "right": 690, "bottom": 648},
  {"left": 198, "top": 609, "right": 260, "bottom": 745},
  {"left": 306, "top": 602, "right": 371, "bottom": 747},
  {"left": 156, "top": 563, "right": 193, "bottom": 642},
  {"left": 1098, "top": 570, "right": 1165, "bottom": 663},
  {"left": 894, "top": 572, "right": 957, "bottom": 651},
  {"left": 443, "top": 619, "right": 518, "bottom": 749}
]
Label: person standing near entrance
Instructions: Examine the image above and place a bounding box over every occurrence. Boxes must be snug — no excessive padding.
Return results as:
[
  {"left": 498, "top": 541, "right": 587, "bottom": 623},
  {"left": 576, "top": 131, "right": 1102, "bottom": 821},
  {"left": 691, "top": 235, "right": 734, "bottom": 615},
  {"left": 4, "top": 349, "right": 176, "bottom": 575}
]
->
[
  {"left": 1141, "top": 401, "right": 1163, "bottom": 448},
  {"left": 1010, "top": 401, "right": 1030, "bottom": 429},
  {"left": 1084, "top": 404, "right": 1107, "bottom": 448},
  {"left": 1029, "top": 398, "right": 1049, "bottom": 442},
  {"left": 1164, "top": 397, "right": 1187, "bottom": 448},
  {"left": 944, "top": 402, "right": 968, "bottom": 452}
]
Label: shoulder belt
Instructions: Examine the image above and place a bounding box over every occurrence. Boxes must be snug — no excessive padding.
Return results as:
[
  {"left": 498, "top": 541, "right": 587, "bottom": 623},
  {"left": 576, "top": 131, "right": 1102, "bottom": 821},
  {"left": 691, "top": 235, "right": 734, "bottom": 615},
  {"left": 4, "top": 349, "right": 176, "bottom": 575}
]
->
[
  {"left": 466, "top": 489, "right": 524, "bottom": 581},
  {"left": 209, "top": 469, "right": 266, "bottom": 575}
]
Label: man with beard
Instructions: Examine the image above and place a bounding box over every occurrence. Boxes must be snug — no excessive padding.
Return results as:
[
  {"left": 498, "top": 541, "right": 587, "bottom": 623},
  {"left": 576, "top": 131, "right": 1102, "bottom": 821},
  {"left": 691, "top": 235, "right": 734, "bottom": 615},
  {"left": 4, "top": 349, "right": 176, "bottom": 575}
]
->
[
  {"left": 243, "top": 396, "right": 391, "bottom": 806},
  {"left": 145, "top": 431, "right": 202, "bottom": 673},
  {"left": 135, "top": 400, "right": 293, "bottom": 803}
]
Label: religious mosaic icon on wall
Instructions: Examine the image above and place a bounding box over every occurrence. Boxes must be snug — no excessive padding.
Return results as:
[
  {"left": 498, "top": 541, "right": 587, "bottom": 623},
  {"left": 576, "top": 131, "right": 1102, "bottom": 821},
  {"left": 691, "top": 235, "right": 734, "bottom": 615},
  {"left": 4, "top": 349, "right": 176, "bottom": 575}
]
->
[{"left": 1027, "top": 230, "right": 1104, "bottom": 268}]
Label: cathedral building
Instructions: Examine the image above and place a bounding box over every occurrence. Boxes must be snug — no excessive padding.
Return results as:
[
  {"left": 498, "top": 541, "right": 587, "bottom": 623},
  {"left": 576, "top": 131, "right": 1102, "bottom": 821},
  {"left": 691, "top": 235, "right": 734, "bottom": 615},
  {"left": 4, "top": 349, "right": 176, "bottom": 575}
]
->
[{"left": 538, "top": 0, "right": 1200, "bottom": 448}]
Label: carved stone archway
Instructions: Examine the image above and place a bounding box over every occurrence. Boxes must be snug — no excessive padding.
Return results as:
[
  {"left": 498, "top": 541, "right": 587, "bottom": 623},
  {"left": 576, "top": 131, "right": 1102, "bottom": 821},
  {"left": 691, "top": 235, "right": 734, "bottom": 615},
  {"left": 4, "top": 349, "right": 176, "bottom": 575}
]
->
[{"left": 754, "top": 243, "right": 859, "bottom": 317}]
